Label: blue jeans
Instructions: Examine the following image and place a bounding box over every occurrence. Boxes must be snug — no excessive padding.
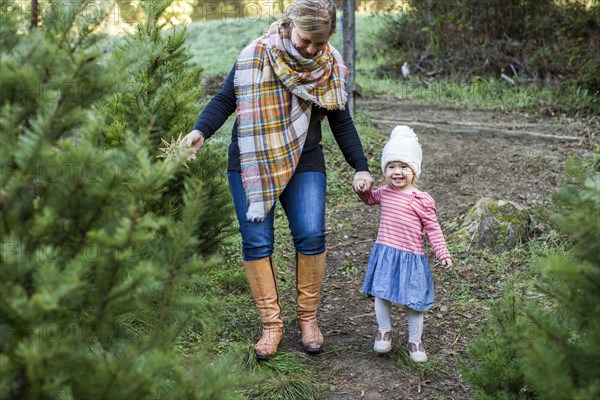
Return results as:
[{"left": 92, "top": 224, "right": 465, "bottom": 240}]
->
[{"left": 228, "top": 171, "right": 327, "bottom": 261}]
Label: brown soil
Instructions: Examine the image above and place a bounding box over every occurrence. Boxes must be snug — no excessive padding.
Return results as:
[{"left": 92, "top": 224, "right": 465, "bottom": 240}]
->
[{"left": 278, "top": 98, "right": 598, "bottom": 400}]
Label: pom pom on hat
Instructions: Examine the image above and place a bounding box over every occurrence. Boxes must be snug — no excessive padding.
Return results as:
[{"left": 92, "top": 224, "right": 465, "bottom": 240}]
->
[{"left": 381, "top": 125, "right": 422, "bottom": 176}]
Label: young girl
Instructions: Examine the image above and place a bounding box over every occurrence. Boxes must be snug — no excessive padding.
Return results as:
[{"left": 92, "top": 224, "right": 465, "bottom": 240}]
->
[{"left": 353, "top": 125, "right": 452, "bottom": 362}]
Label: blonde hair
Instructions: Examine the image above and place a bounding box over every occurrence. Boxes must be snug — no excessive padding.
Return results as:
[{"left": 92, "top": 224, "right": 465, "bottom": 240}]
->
[
  {"left": 408, "top": 166, "right": 419, "bottom": 188},
  {"left": 411, "top": 174, "right": 419, "bottom": 188},
  {"left": 282, "top": 0, "right": 337, "bottom": 36}
]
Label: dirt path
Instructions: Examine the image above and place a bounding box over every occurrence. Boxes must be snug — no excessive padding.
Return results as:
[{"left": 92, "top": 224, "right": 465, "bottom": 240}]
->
[{"left": 289, "top": 99, "right": 597, "bottom": 399}]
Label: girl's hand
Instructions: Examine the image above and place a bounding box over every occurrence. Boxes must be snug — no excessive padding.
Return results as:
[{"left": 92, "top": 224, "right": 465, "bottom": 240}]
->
[
  {"left": 353, "top": 180, "right": 367, "bottom": 193},
  {"left": 353, "top": 171, "right": 374, "bottom": 193},
  {"left": 441, "top": 258, "right": 453, "bottom": 269},
  {"left": 182, "top": 129, "right": 205, "bottom": 160}
]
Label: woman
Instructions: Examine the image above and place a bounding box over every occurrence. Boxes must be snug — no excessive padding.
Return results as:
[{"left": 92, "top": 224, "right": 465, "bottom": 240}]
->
[{"left": 183, "top": 0, "right": 374, "bottom": 360}]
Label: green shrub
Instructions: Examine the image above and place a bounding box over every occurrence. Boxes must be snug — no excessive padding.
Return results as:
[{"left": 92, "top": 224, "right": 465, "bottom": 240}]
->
[
  {"left": 462, "top": 155, "right": 600, "bottom": 399},
  {"left": 371, "top": 0, "right": 600, "bottom": 110},
  {"left": 100, "top": 0, "right": 235, "bottom": 256},
  {"left": 0, "top": 1, "right": 241, "bottom": 398},
  {"left": 461, "top": 292, "right": 537, "bottom": 399}
]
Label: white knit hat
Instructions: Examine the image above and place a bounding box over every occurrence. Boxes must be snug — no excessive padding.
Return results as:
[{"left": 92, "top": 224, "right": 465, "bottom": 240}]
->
[{"left": 381, "top": 125, "right": 422, "bottom": 177}]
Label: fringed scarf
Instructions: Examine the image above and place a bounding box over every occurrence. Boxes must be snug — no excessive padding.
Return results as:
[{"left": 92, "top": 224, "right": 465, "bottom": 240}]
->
[{"left": 234, "top": 21, "right": 348, "bottom": 222}]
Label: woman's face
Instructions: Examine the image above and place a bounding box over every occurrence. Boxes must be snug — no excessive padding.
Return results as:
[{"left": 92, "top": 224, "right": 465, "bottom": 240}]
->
[{"left": 290, "top": 26, "right": 330, "bottom": 58}]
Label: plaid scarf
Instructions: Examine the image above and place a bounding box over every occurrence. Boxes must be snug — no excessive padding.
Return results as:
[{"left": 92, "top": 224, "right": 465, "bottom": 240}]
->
[{"left": 234, "top": 21, "right": 348, "bottom": 221}]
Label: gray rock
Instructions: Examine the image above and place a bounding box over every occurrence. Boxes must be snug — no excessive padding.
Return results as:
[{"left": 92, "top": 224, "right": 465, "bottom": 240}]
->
[{"left": 451, "top": 198, "right": 531, "bottom": 252}]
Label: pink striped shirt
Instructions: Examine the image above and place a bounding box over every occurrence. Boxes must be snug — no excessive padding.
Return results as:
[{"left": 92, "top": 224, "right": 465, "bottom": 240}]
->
[{"left": 358, "top": 186, "right": 451, "bottom": 261}]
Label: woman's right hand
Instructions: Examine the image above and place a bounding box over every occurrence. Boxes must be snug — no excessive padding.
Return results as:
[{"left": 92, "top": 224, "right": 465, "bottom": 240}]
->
[{"left": 182, "top": 129, "right": 205, "bottom": 160}]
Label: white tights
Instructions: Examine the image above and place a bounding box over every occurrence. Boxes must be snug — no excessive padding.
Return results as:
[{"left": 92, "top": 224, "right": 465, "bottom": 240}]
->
[
  {"left": 374, "top": 297, "right": 424, "bottom": 343},
  {"left": 374, "top": 297, "right": 392, "bottom": 331}
]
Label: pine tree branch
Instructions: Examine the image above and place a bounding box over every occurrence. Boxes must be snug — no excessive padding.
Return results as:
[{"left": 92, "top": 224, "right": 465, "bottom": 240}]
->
[
  {"left": 151, "top": 182, "right": 202, "bottom": 345},
  {"left": 69, "top": 3, "right": 112, "bottom": 54},
  {"left": 94, "top": 213, "right": 137, "bottom": 325},
  {"left": 57, "top": 0, "right": 98, "bottom": 51},
  {"left": 74, "top": 177, "right": 118, "bottom": 256}
]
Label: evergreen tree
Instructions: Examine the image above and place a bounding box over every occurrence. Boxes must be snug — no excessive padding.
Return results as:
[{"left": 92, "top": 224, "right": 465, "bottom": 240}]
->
[
  {"left": 519, "top": 157, "right": 600, "bottom": 398},
  {"left": 103, "top": 0, "right": 199, "bottom": 149},
  {"left": 461, "top": 293, "right": 537, "bottom": 400},
  {"left": 0, "top": 1, "right": 242, "bottom": 398},
  {"left": 462, "top": 155, "right": 600, "bottom": 399},
  {"left": 101, "top": 0, "right": 234, "bottom": 255}
]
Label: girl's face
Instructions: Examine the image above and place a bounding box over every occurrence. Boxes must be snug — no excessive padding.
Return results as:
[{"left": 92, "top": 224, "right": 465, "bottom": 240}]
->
[
  {"left": 385, "top": 161, "right": 415, "bottom": 190},
  {"left": 290, "top": 26, "right": 330, "bottom": 58}
]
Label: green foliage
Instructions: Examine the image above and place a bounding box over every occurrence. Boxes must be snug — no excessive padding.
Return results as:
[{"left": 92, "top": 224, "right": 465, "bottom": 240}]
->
[
  {"left": 461, "top": 292, "right": 537, "bottom": 399},
  {"left": 339, "top": 260, "right": 359, "bottom": 276},
  {"left": 391, "top": 347, "right": 438, "bottom": 380},
  {"left": 0, "top": 1, "right": 240, "bottom": 398},
  {"left": 521, "top": 157, "right": 600, "bottom": 399},
  {"left": 242, "top": 349, "right": 321, "bottom": 400},
  {"left": 101, "top": 0, "right": 235, "bottom": 256},
  {"left": 103, "top": 0, "right": 202, "bottom": 149},
  {"left": 462, "top": 156, "right": 600, "bottom": 399},
  {"left": 186, "top": 18, "right": 272, "bottom": 76},
  {"left": 370, "top": 0, "right": 600, "bottom": 114}
]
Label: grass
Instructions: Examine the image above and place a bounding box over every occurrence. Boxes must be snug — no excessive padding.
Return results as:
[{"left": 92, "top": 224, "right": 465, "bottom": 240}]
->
[
  {"left": 182, "top": 13, "right": 595, "bottom": 113},
  {"left": 186, "top": 18, "right": 272, "bottom": 75},
  {"left": 242, "top": 349, "right": 322, "bottom": 400},
  {"left": 391, "top": 347, "right": 439, "bottom": 379}
]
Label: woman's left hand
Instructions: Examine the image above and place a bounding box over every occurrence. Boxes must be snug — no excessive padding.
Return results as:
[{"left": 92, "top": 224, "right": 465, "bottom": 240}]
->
[{"left": 353, "top": 171, "right": 374, "bottom": 193}]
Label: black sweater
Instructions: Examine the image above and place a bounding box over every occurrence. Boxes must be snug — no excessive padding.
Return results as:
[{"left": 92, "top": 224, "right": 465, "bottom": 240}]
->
[{"left": 193, "top": 65, "right": 369, "bottom": 174}]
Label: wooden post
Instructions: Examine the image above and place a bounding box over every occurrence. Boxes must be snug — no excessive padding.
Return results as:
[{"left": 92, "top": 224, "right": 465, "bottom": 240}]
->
[
  {"left": 30, "top": 0, "right": 39, "bottom": 30},
  {"left": 341, "top": 0, "right": 355, "bottom": 116}
]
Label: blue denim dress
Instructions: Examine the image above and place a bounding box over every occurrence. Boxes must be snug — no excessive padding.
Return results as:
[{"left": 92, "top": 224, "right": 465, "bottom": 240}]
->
[{"left": 361, "top": 243, "right": 434, "bottom": 312}]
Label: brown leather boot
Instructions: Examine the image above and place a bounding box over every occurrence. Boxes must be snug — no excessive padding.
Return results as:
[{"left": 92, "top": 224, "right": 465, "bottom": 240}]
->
[
  {"left": 244, "top": 257, "right": 284, "bottom": 360},
  {"left": 296, "top": 252, "right": 326, "bottom": 353}
]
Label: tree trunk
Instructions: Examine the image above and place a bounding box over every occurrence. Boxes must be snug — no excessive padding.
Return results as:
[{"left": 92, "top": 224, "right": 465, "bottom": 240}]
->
[
  {"left": 30, "top": 0, "right": 39, "bottom": 30},
  {"left": 341, "top": 0, "right": 355, "bottom": 116}
]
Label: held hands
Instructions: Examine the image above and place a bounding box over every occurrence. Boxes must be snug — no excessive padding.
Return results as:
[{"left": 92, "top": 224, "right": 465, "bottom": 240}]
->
[
  {"left": 182, "top": 129, "right": 205, "bottom": 160},
  {"left": 353, "top": 171, "right": 374, "bottom": 193}
]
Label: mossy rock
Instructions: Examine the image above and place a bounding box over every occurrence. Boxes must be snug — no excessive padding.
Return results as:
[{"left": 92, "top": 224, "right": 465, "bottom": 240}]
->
[{"left": 450, "top": 197, "right": 531, "bottom": 252}]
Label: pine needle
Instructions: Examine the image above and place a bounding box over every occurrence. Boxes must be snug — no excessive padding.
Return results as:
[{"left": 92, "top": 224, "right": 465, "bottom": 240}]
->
[{"left": 157, "top": 134, "right": 192, "bottom": 168}]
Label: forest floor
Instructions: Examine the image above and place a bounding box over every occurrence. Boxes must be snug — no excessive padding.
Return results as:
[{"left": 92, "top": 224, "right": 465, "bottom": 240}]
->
[{"left": 274, "top": 97, "right": 598, "bottom": 400}]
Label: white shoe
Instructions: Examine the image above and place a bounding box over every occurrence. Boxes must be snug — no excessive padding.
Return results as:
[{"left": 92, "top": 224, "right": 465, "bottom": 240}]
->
[
  {"left": 408, "top": 341, "right": 428, "bottom": 362},
  {"left": 373, "top": 330, "right": 392, "bottom": 353}
]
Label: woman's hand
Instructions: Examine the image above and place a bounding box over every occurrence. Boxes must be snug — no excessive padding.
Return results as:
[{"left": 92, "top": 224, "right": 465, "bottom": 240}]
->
[
  {"left": 352, "top": 171, "right": 374, "bottom": 193},
  {"left": 182, "top": 129, "right": 205, "bottom": 160}
]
